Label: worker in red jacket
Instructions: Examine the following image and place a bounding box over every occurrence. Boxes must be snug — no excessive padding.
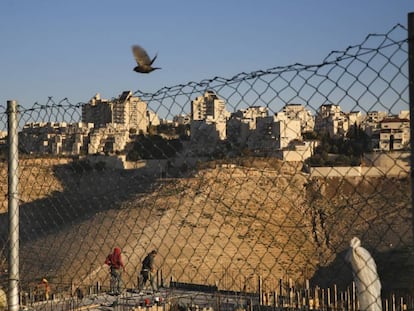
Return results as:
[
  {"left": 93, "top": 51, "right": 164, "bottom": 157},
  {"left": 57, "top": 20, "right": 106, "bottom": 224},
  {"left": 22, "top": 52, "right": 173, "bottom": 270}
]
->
[{"left": 105, "top": 247, "right": 126, "bottom": 295}]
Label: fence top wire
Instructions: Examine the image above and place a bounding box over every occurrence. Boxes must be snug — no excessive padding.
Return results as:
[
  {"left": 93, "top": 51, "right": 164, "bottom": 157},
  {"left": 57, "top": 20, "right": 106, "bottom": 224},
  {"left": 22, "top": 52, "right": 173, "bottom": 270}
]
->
[
  {"left": 0, "top": 23, "right": 407, "bottom": 118},
  {"left": 132, "top": 23, "right": 408, "bottom": 99}
]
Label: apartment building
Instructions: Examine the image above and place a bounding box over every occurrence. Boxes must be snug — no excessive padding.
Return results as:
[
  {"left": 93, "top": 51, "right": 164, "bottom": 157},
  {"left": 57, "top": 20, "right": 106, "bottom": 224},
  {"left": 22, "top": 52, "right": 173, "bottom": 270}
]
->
[
  {"left": 88, "top": 123, "right": 129, "bottom": 154},
  {"left": 347, "top": 111, "right": 363, "bottom": 127},
  {"left": 148, "top": 110, "right": 160, "bottom": 127},
  {"left": 247, "top": 113, "right": 301, "bottom": 151},
  {"left": 82, "top": 91, "right": 149, "bottom": 134},
  {"left": 273, "top": 112, "right": 302, "bottom": 149},
  {"left": 232, "top": 106, "right": 269, "bottom": 129},
  {"left": 18, "top": 91, "right": 156, "bottom": 156},
  {"left": 282, "top": 104, "right": 315, "bottom": 133},
  {"left": 173, "top": 114, "right": 191, "bottom": 125},
  {"left": 227, "top": 106, "right": 269, "bottom": 147},
  {"left": 82, "top": 93, "right": 112, "bottom": 128},
  {"left": 20, "top": 122, "right": 93, "bottom": 155},
  {"left": 190, "top": 91, "right": 229, "bottom": 142},
  {"left": 113, "top": 91, "right": 148, "bottom": 134},
  {"left": 379, "top": 117, "right": 410, "bottom": 151},
  {"left": 191, "top": 90, "right": 228, "bottom": 122},
  {"left": 314, "top": 104, "right": 349, "bottom": 137},
  {"left": 362, "top": 111, "right": 388, "bottom": 136}
]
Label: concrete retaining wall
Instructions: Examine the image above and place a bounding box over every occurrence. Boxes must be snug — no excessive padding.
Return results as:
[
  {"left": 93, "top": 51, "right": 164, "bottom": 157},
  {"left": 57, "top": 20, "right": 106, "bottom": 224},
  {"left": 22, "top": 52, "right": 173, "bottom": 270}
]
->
[{"left": 310, "top": 165, "right": 408, "bottom": 178}]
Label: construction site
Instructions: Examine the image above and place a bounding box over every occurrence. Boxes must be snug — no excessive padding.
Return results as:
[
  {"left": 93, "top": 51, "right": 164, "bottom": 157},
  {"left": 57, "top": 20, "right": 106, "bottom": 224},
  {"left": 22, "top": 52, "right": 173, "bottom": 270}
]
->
[{"left": 1, "top": 12, "right": 413, "bottom": 311}]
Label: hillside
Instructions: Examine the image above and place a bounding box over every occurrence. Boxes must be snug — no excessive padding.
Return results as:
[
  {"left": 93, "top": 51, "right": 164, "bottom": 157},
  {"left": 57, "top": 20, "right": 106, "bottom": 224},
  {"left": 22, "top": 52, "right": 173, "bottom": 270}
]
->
[{"left": 0, "top": 157, "right": 412, "bottom": 295}]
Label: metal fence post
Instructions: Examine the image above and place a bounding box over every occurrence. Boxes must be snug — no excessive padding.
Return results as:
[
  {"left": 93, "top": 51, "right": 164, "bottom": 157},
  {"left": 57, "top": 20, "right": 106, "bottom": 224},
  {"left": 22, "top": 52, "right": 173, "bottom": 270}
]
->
[
  {"left": 409, "top": 13, "right": 414, "bottom": 258},
  {"left": 7, "top": 100, "right": 19, "bottom": 311}
]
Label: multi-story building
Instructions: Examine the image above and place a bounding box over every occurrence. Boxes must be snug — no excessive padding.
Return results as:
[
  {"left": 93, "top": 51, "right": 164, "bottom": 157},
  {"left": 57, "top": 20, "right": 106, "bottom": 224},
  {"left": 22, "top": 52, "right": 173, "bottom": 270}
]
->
[
  {"left": 282, "top": 104, "right": 315, "bottom": 133},
  {"left": 173, "top": 114, "right": 191, "bottom": 125},
  {"left": 232, "top": 106, "right": 269, "bottom": 129},
  {"left": 148, "top": 110, "right": 160, "bottom": 127},
  {"left": 191, "top": 90, "right": 228, "bottom": 122},
  {"left": 273, "top": 112, "right": 302, "bottom": 149},
  {"left": 314, "top": 104, "right": 349, "bottom": 137},
  {"left": 113, "top": 91, "right": 148, "bottom": 134},
  {"left": 20, "top": 93, "right": 411, "bottom": 158},
  {"left": 82, "top": 94, "right": 113, "bottom": 128},
  {"left": 88, "top": 123, "right": 129, "bottom": 154},
  {"left": 379, "top": 117, "right": 410, "bottom": 151},
  {"left": 20, "top": 91, "right": 156, "bottom": 156},
  {"left": 362, "top": 111, "right": 388, "bottom": 136},
  {"left": 247, "top": 116, "right": 275, "bottom": 151},
  {"left": 366, "top": 111, "right": 389, "bottom": 124},
  {"left": 20, "top": 122, "right": 93, "bottom": 155},
  {"left": 347, "top": 111, "right": 363, "bottom": 128},
  {"left": 227, "top": 106, "right": 269, "bottom": 147},
  {"left": 359, "top": 110, "right": 388, "bottom": 149},
  {"left": 82, "top": 91, "right": 150, "bottom": 134},
  {"left": 247, "top": 112, "right": 301, "bottom": 151},
  {"left": 190, "top": 91, "right": 229, "bottom": 142}
]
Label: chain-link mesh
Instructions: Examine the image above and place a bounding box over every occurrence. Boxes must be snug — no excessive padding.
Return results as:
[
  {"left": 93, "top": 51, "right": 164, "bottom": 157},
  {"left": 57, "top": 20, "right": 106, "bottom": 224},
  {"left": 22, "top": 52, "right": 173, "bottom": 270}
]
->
[{"left": 0, "top": 23, "right": 411, "bottom": 310}]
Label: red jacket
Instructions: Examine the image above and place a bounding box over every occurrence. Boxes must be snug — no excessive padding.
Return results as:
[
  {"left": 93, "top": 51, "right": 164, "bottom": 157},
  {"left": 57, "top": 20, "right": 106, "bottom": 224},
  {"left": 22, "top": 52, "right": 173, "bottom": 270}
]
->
[{"left": 105, "top": 247, "right": 125, "bottom": 270}]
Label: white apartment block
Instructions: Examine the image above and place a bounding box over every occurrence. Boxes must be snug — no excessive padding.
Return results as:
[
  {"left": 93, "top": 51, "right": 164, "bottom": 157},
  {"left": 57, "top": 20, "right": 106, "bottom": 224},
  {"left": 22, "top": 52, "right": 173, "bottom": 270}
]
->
[
  {"left": 191, "top": 90, "right": 229, "bottom": 122},
  {"left": 22, "top": 90, "right": 153, "bottom": 156},
  {"left": 113, "top": 91, "right": 148, "bottom": 134},
  {"left": 279, "top": 140, "right": 317, "bottom": 162},
  {"left": 247, "top": 116, "right": 275, "bottom": 151},
  {"left": 83, "top": 91, "right": 150, "bottom": 134},
  {"left": 173, "top": 114, "right": 191, "bottom": 125},
  {"left": 366, "top": 111, "right": 388, "bottom": 123},
  {"left": 361, "top": 111, "right": 388, "bottom": 137},
  {"left": 227, "top": 106, "right": 269, "bottom": 147},
  {"left": 273, "top": 112, "right": 302, "bottom": 149},
  {"left": 147, "top": 110, "right": 160, "bottom": 127},
  {"left": 314, "top": 104, "right": 349, "bottom": 137},
  {"left": 233, "top": 106, "right": 269, "bottom": 129},
  {"left": 190, "top": 91, "right": 229, "bottom": 143},
  {"left": 20, "top": 122, "right": 94, "bottom": 155},
  {"left": 88, "top": 123, "right": 129, "bottom": 154},
  {"left": 282, "top": 104, "right": 315, "bottom": 133},
  {"left": 347, "top": 111, "right": 363, "bottom": 127},
  {"left": 248, "top": 114, "right": 301, "bottom": 151},
  {"left": 379, "top": 117, "right": 410, "bottom": 151},
  {"left": 82, "top": 93, "right": 113, "bottom": 128}
]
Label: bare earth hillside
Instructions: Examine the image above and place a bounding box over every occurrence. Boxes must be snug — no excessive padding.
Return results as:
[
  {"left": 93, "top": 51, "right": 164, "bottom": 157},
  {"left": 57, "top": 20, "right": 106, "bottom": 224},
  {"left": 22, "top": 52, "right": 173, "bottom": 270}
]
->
[{"left": 0, "top": 158, "right": 412, "bottom": 295}]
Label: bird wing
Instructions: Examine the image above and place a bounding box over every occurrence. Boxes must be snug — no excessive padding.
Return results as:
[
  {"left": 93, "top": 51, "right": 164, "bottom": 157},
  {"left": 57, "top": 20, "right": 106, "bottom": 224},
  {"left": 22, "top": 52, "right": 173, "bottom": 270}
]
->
[
  {"left": 132, "top": 45, "right": 151, "bottom": 66},
  {"left": 150, "top": 53, "right": 158, "bottom": 65}
]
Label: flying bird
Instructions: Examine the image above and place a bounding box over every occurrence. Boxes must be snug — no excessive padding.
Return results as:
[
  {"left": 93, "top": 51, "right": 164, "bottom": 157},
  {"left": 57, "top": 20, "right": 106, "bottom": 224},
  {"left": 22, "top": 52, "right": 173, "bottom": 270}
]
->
[
  {"left": 345, "top": 237, "right": 382, "bottom": 311},
  {"left": 132, "top": 45, "right": 161, "bottom": 73}
]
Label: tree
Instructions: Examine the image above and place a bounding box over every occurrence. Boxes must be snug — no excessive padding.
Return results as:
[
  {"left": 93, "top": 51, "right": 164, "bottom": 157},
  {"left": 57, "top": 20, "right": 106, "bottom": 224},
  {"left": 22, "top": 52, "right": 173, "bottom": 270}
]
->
[
  {"left": 126, "top": 135, "right": 183, "bottom": 160},
  {"left": 307, "top": 129, "right": 372, "bottom": 167}
]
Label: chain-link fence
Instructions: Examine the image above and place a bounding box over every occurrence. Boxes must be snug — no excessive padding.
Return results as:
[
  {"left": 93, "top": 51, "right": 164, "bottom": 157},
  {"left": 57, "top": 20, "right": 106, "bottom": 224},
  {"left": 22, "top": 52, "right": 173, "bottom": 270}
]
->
[{"left": 0, "top": 21, "right": 411, "bottom": 311}]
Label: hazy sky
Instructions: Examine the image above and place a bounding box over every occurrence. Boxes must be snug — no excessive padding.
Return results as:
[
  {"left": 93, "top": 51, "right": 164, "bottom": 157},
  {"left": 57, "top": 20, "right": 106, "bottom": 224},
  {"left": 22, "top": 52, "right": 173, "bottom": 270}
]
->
[{"left": 1, "top": 1, "right": 413, "bottom": 110}]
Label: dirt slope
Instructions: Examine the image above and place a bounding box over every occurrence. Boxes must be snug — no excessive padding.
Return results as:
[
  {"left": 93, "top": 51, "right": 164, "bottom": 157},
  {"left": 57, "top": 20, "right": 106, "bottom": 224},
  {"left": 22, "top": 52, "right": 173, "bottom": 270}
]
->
[{"left": 0, "top": 158, "right": 412, "bottom": 295}]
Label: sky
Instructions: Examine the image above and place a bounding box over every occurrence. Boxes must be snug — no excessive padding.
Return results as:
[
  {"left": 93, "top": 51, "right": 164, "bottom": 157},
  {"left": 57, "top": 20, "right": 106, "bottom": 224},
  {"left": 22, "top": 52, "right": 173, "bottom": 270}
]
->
[{"left": 0, "top": 1, "right": 413, "bottom": 113}]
